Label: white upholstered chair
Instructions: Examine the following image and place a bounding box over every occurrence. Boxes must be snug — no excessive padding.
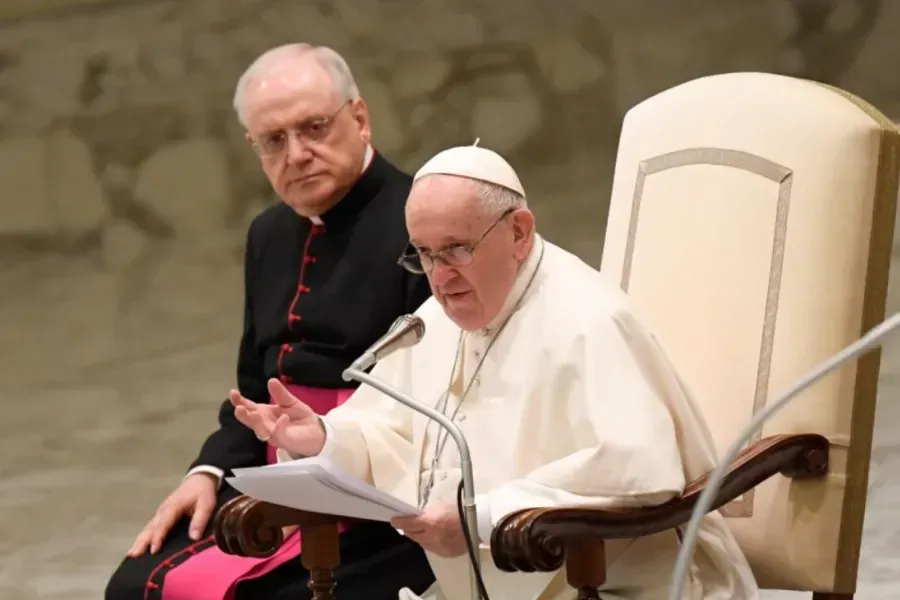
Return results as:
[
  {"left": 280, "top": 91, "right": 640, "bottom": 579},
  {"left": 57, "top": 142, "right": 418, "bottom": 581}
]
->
[
  {"left": 213, "top": 73, "right": 899, "bottom": 600},
  {"left": 592, "top": 72, "right": 898, "bottom": 598}
]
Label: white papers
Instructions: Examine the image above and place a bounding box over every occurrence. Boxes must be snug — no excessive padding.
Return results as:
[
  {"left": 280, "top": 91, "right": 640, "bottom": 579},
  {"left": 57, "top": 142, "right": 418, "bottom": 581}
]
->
[{"left": 226, "top": 455, "right": 420, "bottom": 522}]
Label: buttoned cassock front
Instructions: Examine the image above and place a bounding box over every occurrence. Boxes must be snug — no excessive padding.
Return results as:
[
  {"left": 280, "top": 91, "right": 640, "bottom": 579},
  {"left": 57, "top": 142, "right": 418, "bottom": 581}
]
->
[{"left": 281, "top": 237, "right": 758, "bottom": 600}]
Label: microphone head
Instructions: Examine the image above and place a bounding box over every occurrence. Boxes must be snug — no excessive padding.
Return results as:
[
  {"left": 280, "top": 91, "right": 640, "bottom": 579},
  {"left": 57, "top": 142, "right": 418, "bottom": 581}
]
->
[
  {"left": 411, "top": 315, "right": 425, "bottom": 341},
  {"left": 350, "top": 314, "right": 426, "bottom": 372},
  {"left": 395, "top": 314, "right": 426, "bottom": 343}
]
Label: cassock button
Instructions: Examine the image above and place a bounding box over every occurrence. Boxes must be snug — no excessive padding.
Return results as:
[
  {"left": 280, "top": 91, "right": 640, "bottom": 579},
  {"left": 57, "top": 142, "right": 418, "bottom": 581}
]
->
[
  {"left": 281, "top": 343, "right": 292, "bottom": 352},
  {"left": 280, "top": 375, "right": 292, "bottom": 384}
]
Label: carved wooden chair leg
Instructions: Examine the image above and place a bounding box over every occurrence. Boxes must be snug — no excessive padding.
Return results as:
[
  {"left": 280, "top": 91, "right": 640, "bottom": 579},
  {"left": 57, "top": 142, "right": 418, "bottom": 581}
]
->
[
  {"left": 300, "top": 522, "right": 341, "bottom": 600},
  {"left": 565, "top": 538, "right": 606, "bottom": 600}
]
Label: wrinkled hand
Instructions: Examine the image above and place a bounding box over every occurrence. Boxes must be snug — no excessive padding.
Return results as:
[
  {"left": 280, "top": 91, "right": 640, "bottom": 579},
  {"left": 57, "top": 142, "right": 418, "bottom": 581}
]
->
[
  {"left": 391, "top": 503, "right": 468, "bottom": 558},
  {"left": 231, "top": 378, "right": 326, "bottom": 457},
  {"left": 128, "top": 472, "right": 218, "bottom": 557}
]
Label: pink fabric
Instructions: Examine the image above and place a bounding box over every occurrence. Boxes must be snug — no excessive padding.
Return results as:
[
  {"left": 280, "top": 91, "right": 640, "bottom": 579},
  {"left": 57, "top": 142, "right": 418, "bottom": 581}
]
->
[{"left": 160, "top": 385, "right": 355, "bottom": 600}]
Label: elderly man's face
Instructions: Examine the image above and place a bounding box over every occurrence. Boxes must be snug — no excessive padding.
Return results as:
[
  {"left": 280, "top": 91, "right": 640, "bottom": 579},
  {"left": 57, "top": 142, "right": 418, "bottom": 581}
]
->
[
  {"left": 406, "top": 176, "right": 534, "bottom": 331},
  {"left": 241, "top": 57, "right": 371, "bottom": 216}
]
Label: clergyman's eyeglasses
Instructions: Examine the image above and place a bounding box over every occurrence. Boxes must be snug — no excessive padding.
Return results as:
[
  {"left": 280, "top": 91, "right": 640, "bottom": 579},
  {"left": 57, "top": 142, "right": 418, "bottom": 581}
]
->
[{"left": 251, "top": 101, "right": 350, "bottom": 156}]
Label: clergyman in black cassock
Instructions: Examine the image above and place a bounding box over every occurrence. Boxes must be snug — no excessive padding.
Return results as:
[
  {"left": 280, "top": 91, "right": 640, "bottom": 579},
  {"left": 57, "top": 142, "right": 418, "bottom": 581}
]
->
[{"left": 105, "top": 44, "right": 436, "bottom": 600}]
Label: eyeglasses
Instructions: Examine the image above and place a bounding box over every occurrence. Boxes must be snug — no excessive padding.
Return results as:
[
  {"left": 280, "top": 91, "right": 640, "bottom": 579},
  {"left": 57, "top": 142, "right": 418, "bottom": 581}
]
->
[
  {"left": 250, "top": 101, "right": 350, "bottom": 156},
  {"left": 398, "top": 209, "right": 514, "bottom": 275}
]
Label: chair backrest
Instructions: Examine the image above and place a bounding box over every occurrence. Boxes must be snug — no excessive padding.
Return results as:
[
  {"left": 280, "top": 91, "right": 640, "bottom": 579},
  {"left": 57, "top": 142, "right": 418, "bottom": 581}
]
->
[{"left": 599, "top": 72, "right": 899, "bottom": 593}]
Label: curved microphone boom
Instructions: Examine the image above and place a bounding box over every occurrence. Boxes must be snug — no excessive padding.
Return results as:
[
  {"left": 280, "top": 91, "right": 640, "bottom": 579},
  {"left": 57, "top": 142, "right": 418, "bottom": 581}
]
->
[
  {"left": 668, "top": 312, "right": 900, "bottom": 600},
  {"left": 342, "top": 314, "right": 488, "bottom": 599},
  {"left": 348, "top": 314, "right": 426, "bottom": 372}
]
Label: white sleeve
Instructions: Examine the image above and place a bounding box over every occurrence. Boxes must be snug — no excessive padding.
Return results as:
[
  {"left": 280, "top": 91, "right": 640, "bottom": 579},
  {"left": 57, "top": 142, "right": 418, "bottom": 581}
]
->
[{"left": 185, "top": 465, "right": 225, "bottom": 490}]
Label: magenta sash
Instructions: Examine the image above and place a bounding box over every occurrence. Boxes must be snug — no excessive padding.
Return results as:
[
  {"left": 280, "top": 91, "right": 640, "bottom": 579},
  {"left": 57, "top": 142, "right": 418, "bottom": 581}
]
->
[{"left": 158, "top": 385, "right": 354, "bottom": 600}]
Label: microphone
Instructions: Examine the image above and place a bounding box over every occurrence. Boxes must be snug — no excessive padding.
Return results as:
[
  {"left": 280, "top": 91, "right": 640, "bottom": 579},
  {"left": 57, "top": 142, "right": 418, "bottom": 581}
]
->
[
  {"left": 347, "top": 314, "right": 426, "bottom": 372},
  {"left": 668, "top": 312, "right": 900, "bottom": 600},
  {"left": 342, "top": 319, "right": 488, "bottom": 600}
]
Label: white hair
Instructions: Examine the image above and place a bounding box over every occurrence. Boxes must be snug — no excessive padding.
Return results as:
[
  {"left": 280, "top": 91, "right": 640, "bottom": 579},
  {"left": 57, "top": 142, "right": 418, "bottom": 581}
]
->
[
  {"left": 232, "top": 44, "right": 361, "bottom": 128},
  {"left": 473, "top": 180, "right": 528, "bottom": 214}
]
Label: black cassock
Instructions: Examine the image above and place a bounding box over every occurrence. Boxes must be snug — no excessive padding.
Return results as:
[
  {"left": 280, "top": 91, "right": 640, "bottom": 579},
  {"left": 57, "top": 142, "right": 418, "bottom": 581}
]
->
[{"left": 106, "top": 153, "right": 435, "bottom": 600}]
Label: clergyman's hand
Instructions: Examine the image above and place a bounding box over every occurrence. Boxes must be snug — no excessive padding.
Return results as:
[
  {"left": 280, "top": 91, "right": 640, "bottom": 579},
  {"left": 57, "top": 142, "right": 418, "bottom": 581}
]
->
[
  {"left": 127, "top": 472, "right": 218, "bottom": 557},
  {"left": 231, "top": 378, "right": 326, "bottom": 457},
  {"left": 391, "top": 503, "right": 468, "bottom": 558}
]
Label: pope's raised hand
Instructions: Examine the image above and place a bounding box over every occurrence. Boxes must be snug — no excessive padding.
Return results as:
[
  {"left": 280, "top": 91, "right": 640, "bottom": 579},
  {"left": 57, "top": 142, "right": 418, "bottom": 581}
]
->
[{"left": 230, "top": 378, "right": 327, "bottom": 457}]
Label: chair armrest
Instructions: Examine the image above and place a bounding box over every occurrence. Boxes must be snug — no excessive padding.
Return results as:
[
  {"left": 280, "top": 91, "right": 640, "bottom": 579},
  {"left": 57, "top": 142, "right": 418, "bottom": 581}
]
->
[
  {"left": 214, "top": 497, "right": 367, "bottom": 599},
  {"left": 214, "top": 495, "right": 362, "bottom": 558},
  {"left": 490, "top": 433, "right": 829, "bottom": 574}
]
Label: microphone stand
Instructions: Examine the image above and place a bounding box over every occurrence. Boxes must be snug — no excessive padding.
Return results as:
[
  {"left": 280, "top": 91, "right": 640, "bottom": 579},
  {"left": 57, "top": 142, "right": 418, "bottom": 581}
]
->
[
  {"left": 342, "top": 366, "right": 483, "bottom": 600},
  {"left": 667, "top": 312, "right": 900, "bottom": 600}
]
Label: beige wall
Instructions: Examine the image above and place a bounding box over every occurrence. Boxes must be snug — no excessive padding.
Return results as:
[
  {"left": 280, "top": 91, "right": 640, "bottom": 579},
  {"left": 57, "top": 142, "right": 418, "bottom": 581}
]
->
[
  {"left": 2, "top": 0, "right": 896, "bottom": 395},
  {"left": 0, "top": 0, "right": 112, "bottom": 22},
  {"left": 1, "top": 1, "right": 899, "bottom": 598}
]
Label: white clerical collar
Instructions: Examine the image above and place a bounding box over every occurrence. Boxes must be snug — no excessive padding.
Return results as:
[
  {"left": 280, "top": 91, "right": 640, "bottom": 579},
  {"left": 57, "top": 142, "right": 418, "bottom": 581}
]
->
[
  {"left": 477, "top": 234, "right": 544, "bottom": 337},
  {"left": 307, "top": 145, "right": 374, "bottom": 227}
]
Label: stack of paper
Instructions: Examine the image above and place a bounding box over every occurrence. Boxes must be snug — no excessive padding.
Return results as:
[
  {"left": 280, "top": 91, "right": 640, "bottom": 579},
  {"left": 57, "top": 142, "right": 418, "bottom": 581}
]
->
[{"left": 226, "top": 456, "right": 420, "bottom": 522}]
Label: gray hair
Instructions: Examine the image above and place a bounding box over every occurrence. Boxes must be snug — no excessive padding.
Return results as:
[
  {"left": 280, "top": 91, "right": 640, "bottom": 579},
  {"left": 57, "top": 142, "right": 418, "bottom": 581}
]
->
[
  {"left": 473, "top": 180, "right": 528, "bottom": 214},
  {"left": 232, "top": 44, "right": 360, "bottom": 128}
]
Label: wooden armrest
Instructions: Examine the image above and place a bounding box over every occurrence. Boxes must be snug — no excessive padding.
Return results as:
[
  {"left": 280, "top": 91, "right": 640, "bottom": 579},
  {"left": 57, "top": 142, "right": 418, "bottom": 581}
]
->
[
  {"left": 214, "top": 496, "right": 364, "bottom": 558},
  {"left": 490, "top": 433, "right": 829, "bottom": 575},
  {"left": 214, "top": 499, "right": 367, "bottom": 599}
]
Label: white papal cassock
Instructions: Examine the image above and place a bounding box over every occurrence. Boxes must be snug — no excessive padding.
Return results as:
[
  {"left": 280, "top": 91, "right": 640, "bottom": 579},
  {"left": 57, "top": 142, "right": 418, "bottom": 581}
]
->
[{"left": 280, "top": 235, "right": 759, "bottom": 600}]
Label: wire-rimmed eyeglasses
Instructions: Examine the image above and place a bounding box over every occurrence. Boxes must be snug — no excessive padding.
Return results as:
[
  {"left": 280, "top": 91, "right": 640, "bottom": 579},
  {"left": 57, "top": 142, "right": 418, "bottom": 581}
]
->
[
  {"left": 398, "top": 209, "right": 514, "bottom": 274},
  {"left": 250, "top": 101, "right": 351, "bottom": 156}
]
